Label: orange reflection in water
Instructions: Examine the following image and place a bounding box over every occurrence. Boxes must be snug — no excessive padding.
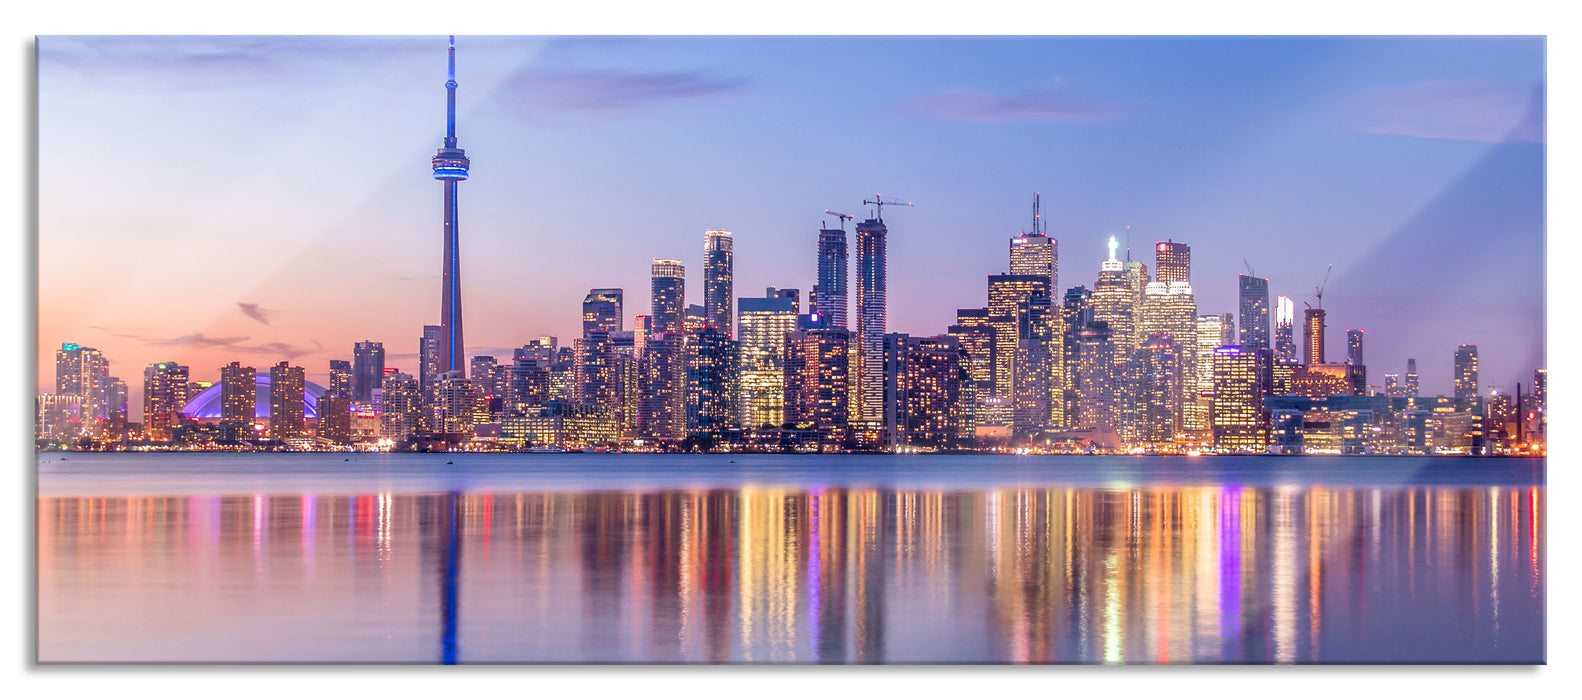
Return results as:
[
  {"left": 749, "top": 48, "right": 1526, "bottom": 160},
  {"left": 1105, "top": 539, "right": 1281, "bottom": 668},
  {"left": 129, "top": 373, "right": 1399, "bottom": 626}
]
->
[{"left": 37, "top": 484, "right": 1545, "bottom": 663}]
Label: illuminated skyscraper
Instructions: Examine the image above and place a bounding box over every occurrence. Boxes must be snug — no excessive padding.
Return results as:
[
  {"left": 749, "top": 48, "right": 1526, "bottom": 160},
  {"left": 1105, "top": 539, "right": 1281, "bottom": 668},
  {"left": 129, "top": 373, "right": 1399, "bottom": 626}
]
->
[
  {"left": 1212, "top": 346, "right": 1270, "bottom": 452},
  {"left": 738, "top": 289, "right": 798, "bottom": 429},
  {"left": 1154, "top": 240, "right": 1190, "bottom": 285},
  {"left": 1191, "top": 313, "right": 1230, "bottom": 434},
  {"left": 1013, "top": 287, "right": 1061, "bottom": 437},
  {"left": 1346, "top": 329, "right": 1365, "bottom": 365},
  {"left": 317, "top": 395, "right": 352, "bottom": 445},
  {"left": 1274, "top": 295, "right": 1297, "bottom": 362},
  {"left": 687, "top": 326, "right": 736, "bottom": 434},
  {"left": 1131, "top": 334, "right": 1187, "bottom": 443},
  {"left": 784, "top": 327, "right": 850, "bottom": 440},
  {"left": 1009, "top": 233, "right": 1056, "bottom": 298},
  {"left": 884, "top": 333, "right": 966, "bottom": 447},
  {"left": 703, "top": 230, "right": 734, "bottom": 336},
  {"left": 352, "top": 341, "right": 384, "bottom": 405},
  {"left": 1383, "top": 373, "right": 1402, "bottom": 396},
  {"left": 1138, "top": 281, "right": 1198, "bottom": 416},
  {"left": 582, "top": 288, "right": 624, "bottom": 334},
  {"left": 987, "top": 274, "right": 1050, "bottom": 409},
  {"left": 380, "top": 371, "right": 426, "bottom": 438},
  {"left": 1075, "top": 322, "right": 1117, "bottom": 434},
  {"left": 1238, "top": 274, "right": 1271, "bottom": 351},
  {"left": 432, "top": 372, "right": 476, "bottom": 435},
  {"left": 1405, "top": 358, "right": 1419, "bottom": 396},
  {"left": 1533, "top": 368, "right": 1547, "bottom": 435},
  {"left": 419, "top": 325, "right": 443, "bottom": 399},
  {"left": 142, "top": 362, "right": 189, "bottom": 442},
  {"left": 1061, "top": 286, "right": 1093, "bottom": 423},
  {"left": 328, "top": 360, "right": 353, "bottom": 400},
  {"left": 814, "top": 223, "right": 849, "bottom": 329},
  {"left": 432, "top": 36, "right": 471, "bottom": 377},
  {"left": 55, "top": 343, "right": 109, "bottom": 435},
  {"left": 947, "top": 312, "right": 996, "bottom": 433},
  {"left": 1091, "top": 236, "right": 1135, "bottom": 360},
  {"left": 642, "top": 259, "right": 687, "bottom": 440},
  {"left": 1454, "top": 344, "right": 1479, "bottom": 400},
  {"left": 219, "top": 362, "right": 256, "bottom": 426},
  {"left": 268, "top": 361, "right": 306, "bottom": 442},
  {"left": 1303, "top": 308, "right": 1326, "bottom": 366},
  {"left": 854, "top": 216, "right": 888, "bottom": 421}
]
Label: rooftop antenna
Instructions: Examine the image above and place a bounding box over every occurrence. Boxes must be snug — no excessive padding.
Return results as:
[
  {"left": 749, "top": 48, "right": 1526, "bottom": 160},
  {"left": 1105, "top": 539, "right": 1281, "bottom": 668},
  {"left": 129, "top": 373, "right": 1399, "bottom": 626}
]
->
[{"left": 1125, "top": 225, "right": 1132, "bottom": 262}]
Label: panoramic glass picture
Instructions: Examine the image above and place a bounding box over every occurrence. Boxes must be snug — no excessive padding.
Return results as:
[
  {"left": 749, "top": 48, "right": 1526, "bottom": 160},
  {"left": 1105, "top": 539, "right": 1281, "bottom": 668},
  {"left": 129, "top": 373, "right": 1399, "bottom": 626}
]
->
[{"left": 35, "top": 36, "right": 1544, "bottom": 664}]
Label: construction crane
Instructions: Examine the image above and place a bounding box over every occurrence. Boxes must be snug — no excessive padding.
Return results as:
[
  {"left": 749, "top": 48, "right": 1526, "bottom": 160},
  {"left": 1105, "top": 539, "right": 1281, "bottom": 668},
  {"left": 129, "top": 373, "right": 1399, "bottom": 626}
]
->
[
  {"left": 1243, "top": 259, "right": 1256, "bottom": 278},
  {"left": 824, "top": 209, "right": 854, "bottom": 230},
  {"left": 862, "top": 194, "right": 914, "bottom": 221},
  {"left": 1314, "top": 263, "right": 1334, "bottom": 310}
]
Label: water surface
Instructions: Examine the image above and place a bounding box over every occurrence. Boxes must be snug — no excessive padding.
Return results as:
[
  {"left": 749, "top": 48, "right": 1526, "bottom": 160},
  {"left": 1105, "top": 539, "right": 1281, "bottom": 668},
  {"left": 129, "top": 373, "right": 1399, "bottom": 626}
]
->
[{"left": 36, "top": 453, "right": 1544, "bottom": 663}]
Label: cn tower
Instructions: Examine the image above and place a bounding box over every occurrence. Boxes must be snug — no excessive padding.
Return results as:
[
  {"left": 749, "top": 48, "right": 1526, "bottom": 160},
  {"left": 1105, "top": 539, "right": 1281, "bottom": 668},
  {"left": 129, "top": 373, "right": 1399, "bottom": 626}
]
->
[{"left": 431, "top": 35, "right": 470, "bottom": 377}]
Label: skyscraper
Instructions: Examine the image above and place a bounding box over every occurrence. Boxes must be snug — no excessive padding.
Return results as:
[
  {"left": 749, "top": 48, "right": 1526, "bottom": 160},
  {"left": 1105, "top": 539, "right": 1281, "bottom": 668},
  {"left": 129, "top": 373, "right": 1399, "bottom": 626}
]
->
[
  {"left": 1212, "top": 346, "right": 1270, "bottom": 452},
  {"left": 1138, "top": 281, "right": 1197, "bottom": 435},
  {"left": 1075, "top": 322, "right": 1117, "bottom": 434},
  {"left": 854, "top": 216, "right": 888, "bottom": 421},
  {"left": 1092, "top": 236, "right": 1135, "bottom": 359},
  {"left": 642, "top": 259, "right": 687, "bottom": 440},
  {"left": 268, "top": 361, "right": 306, "bottom": 442},
  {"left": 1009, "top": 232, "right": 1056, "bottom": 298},
  {"left": 987, "top": 274, "right": 1050, "bottom": 408},
  {"left": 1237, "top": 274, "right": 1271, "bottom": 351},
  {"left": 352, "top": 341, "right": 384, "bottom": 405},
  {"left": 219, "top": 362, "right": 256, "bottom": 426},
  {"left": 419, "top": 325, "right": 443, "bottom": 399},
  {"left": 328, "top": 360, "right": 352, "bottom": 399},
  {"left": 582, "top": 288, "right": 624, "bottom": 333},
  {"left": 55, "top": 343, "right": 109, "bottom": 435},
  {"left": 1191, "top": 313, "right": 1230, "bottom": 434},
  {"left": 738, "top": 289, "right": 799, "bottom": 429},
  {"left": 1454, "top": 345, "right": 1479, "bottom": 400},
  {"left": 784, "top": 327, "right": 850, "bottom": 440},
  {"left": 1303, "top": 308, "right": 1326, "bottom": 366},
  {"left": 1346, "top": 329, "right": 1365, "bottom": 365},
  {"left": 1154, "top": 240, "right": 1190, "bottom": 285},
  {"left": 380, "top": 371, "right": 426, "bottom": 439},
  {"left": 1132, "top": 334, "right": 1187, "bottom": 443},
  {"left": 814, "top": 223, "right": 849, "bottom": 329},
  {"left": 703, "top": 230, "right": 733, "bottom": 336},
  {"left": 432, "top": 36, "right": 471, "bottom": 377},
  {"left": 142, "top": 362, "right": 189, "bottom": 442},
  {"left": 1405, "top": 358, "right": 1420, "bottom": 396},
  {"left": 883, "top": 333, "right": 966, "bottom": 447},
  {"left": 317, "top": 394, "right": 352, "bottom": 445},
  {"left": 1274, "top": 295, "right": 1297, "bottom": 362},
  {"left": 686, "top": 325, "right": 736, "bottom": 435}
]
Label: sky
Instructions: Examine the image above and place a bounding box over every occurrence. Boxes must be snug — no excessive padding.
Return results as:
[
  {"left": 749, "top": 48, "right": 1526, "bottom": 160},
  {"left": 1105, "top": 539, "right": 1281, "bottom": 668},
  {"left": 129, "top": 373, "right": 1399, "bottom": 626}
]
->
[{"left": 35, "top": 35, "right": 1545, "bottom": 419}]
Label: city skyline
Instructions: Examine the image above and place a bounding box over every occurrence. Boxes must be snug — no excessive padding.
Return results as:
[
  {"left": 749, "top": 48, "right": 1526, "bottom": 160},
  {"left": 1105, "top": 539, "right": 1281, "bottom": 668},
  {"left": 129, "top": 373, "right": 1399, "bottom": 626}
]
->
[{"left": 37, "top": 36, "right": 1544, "bottom": 414}]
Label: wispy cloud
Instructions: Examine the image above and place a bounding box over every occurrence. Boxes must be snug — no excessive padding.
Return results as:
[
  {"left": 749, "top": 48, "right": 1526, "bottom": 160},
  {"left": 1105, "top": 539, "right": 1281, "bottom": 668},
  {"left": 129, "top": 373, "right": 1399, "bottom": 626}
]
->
[
  {"left": 40, "top": 36, "right": 430, "bottom": 90},
  {"left": 497, "top": 69, "right": 747, "bottom": 114},
  {"left": 1352, "top": 80, "right": 1544, "bottom": 144},
  {"left": 899, "top": 79, "right": 1124, "bottom": 124},
  {"left": 87, "top": 326, "right": 319, "bottom": 360},
  {"left": 237, "top": 302, "right": 274, "bottom": 327}
]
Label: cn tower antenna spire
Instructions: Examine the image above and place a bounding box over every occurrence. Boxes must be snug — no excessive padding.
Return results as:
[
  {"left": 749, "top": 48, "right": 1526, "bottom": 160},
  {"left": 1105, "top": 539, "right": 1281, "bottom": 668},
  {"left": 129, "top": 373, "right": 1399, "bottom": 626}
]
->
[{"left": 444, "top": 35, "right": 458, "bottom": 148}]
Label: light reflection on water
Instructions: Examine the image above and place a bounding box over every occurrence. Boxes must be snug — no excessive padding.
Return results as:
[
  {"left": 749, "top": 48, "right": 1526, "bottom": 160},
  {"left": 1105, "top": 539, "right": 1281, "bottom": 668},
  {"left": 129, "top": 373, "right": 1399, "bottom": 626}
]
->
[{"left": 36, "top": 456, "right": 1544, "bottom": 664}]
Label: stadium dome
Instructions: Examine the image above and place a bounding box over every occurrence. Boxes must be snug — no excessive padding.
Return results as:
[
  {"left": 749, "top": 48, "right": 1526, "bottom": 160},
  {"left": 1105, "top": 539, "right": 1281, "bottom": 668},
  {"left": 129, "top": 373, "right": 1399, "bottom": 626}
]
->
[{"left": 180, "top": 372, "right": 328, "bottom": 420}]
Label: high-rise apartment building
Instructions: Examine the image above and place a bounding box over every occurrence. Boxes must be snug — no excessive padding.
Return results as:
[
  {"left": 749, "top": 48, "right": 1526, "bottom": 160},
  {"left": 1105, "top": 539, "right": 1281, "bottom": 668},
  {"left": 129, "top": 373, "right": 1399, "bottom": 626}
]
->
[
  {"left": 814, "top": 224, "right": 848, "bottom": 329},
  {"left": 1061, "top": 286, "right": 1094, "bottom": 424},
  {"left": 641, "top": 259, "right": 687, "bottom": 441},
  {"left": 1131, "top": 334, "right": 1187, "bottom": 443},
  {"left": 703, "top": 230, "right": 733, "bottom": 336},
  {"left": 219, "top": 362, "right": 256, "bottom": 426},
  {"left": 142, "top": 362, "right": 189, "bottom": 442},
  {"left": 1303, "top": 308, "right": 1326, "bottom": 366},
  {"left": 854, "top": 216, "right": 889, "bottom": 421},
  {"left": 883, "top": 333, "right": 967, "bottom": 447},
  {"left": 1191, "top": 314, "right": 1230, "bottom": 434},
  {"left": 419, "top": 325, "right": 443, "bottom": 400},
  {"left": 1384, "top": 373, "right": 1402, "bottom": 396},
  {"left": 55, "top": 343, "right": 109, "bottom": 433},
  {"left": 268, "top": 361, "right": 306, "bottom": 442},
  {"left": 1454, "top": 345, "right": 1479, "bottom": 400},
  {"left": 380, "top": 371, "right": 425, "bottom": 438},
  {"left": 738, "top": 289, "right": 799, "bottom": 429},
  {"left": 1347, "top": 329, "right": 1365, "bottom": 365},
  {"left": 1075, "top": 322, "right": 1118, "bottom": 434},
  {"left": 1405, "top": 358, "right": 1420, "bottom": 396},
  {"left": 328, "top": 360, "right": 352, "bottom": 399},
  {"left": 784, "top": 326, "right": 850, "bottom": 440},
  {"left": 1274, "top": 295, "right": 1297, "bottom": 362},
  {"left": 686, "top": 326, "right": 736, "bottom": 434},
  {"left": 432, "top": 372, "right": 476, "bottom": 435},
  {"left": 317, "top": 394, "right": 352, "bottom": 445},
  {"left": 1212, "top": 346, "right": 1270, "bottom": 452},
  {"left": 1013, "top": 288, "right": 1061, "bottom": 437},
  {"left": 1238, "top": 275, "right": 1271, "bottom": 351},
  {"left": 352, "top": 341, "right": 385, "bottom": 404}
]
